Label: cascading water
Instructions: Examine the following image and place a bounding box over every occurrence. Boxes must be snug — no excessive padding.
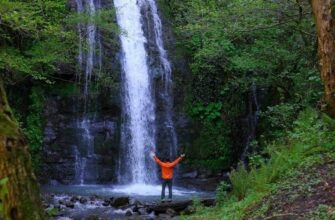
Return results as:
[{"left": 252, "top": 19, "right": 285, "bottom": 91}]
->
[
  {"left": 75, "top": 0, "right": 100, "bottom": 185},
  {"left": 114, "top": 0, "right": 157, "bottom": 184},
  {"left": 145, "top": 0, "right": 178, "bottom": 158},
  {"left": 241, "top": 82, "right": 260, "bottom": 161}
]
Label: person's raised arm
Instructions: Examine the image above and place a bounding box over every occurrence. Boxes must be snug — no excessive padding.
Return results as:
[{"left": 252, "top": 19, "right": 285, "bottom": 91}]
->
[{"left": 169, "top": 154, "right": 185, "bottom": 167}]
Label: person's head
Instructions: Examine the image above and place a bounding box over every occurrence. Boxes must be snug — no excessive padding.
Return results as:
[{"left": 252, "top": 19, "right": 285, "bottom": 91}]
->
[{"left": 162, "top": 157, "right": 171, "bottom": 163}]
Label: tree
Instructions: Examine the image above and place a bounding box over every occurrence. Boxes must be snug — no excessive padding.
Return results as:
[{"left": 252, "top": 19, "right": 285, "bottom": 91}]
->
[
  {"left": 0, "top": 81, "right": 44, "bottom": 220},
  {"left": 312, "top": 0, "right": 335, "bottom": 117}
]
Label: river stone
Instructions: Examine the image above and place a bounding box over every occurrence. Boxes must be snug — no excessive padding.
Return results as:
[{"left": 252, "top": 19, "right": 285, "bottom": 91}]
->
[
  {"left": 166, "top": 208, "right": 177, "bottom": 217},
  {"left": 79, "top": 197, "right": 88, "bottom": 204},
  {"left": 181, "top": 170, "right": 198, "bottom": 178},
  {"left": 158, "top": 214, "right": 172, "bottom": 220},
  {"left": 86, "top": 215, "right": 100, "bottom": 220},
  {"left": 125, "top": 209, "right": 133, "bottom": 216},
  {"left": 111, "top": 197, "right": 130, "bottom": 207},
  {"left": 182, "top": 205, "right": 196, "bottom": 215},
  {"left": 102, "top": 199, "right": 110, "bottom": 206},
  {"left": 70, "top": 196, "right": 79, "bottom": 202},
  {"left": 138, "top": 207, "right": 148, "bottom": 215},
  {"left": 65, "top": 201, "right": 75, "bottom": 208}
]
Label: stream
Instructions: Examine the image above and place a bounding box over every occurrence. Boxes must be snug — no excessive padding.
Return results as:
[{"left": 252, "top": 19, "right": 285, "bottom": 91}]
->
[{"left": 42, "top": 184, "right": 214, "bottom": 219}]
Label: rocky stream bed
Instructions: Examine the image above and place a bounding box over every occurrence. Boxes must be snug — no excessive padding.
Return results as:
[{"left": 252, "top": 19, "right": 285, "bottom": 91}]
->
[{"left": 42, "top": 183, "right": 216, "bottom": 220}]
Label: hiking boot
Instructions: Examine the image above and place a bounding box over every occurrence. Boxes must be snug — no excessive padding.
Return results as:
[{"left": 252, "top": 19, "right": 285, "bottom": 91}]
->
[
  {"left": 166, "top": 198, "right": 172, "bottom": 203},
  {"left": 161, "top": 199, "right": 166, "bottom": 203}
]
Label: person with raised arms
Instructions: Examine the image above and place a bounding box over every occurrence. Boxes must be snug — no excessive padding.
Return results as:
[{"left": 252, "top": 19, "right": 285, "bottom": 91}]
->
[{"left": 150, "top": 151, "right": 185, "bottom": 202}]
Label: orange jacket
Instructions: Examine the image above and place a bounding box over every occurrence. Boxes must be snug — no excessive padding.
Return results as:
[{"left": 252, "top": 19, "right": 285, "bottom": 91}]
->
[{"left": 154, "top": 156, "right": 182, "bottom": 179}]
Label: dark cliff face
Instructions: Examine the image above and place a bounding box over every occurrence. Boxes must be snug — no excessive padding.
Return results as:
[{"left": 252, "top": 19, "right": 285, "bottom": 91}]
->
[
  {"left": 140, "top": 1, "right": 190, "bottom": 159},
  {"left": 40, "top": 0, "right": 122, "bottom": 184},
  {"left": 40, "top": 92, "right": 121, "bottom": 184}
]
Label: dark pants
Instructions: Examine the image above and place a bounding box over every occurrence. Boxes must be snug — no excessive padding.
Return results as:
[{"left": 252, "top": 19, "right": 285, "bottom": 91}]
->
[{"left": 161, "top": 179, "right": 172, "bottom": 200}]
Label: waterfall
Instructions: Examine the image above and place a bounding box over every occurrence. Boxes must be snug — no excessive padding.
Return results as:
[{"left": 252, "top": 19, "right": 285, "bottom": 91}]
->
[
  {"left": 144, "top": 0, "right": 178, "bottom": 158},
  {"left": 114, "top": 0, "right": 157, "bottom": 184},
  {"left": 74, "top": 0, "right": 100, "bottom": 185},
  {"left": 241, "top": 82, "right": 260, "bottom": 161},
  {"left": 114, "top": 0, "right": 178, "bottom": 184}
]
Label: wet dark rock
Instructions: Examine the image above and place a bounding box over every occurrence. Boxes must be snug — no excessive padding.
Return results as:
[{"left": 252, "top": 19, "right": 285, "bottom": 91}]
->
[
  {"left": 70, "top": 196, "right": 79, "bottom": 202},
  {"left": 102, "top": 199, "right": 110, "bottom": 206},
  {"left": 148, "top": 200, "right": 192, "bottom": 214},
  {"left": 131, "top": 206, "right": 138, "bottom": 213},
  {"left": 158, "top": 213, "right": 171, "bottom": 219},
  {"left": 86, "top": 215, "right": 101, "bottom": 220},
  {"left": 111, "top": 197, "right": 130, "bottom": 208},
  {"left": 79, "top": 197, "right": 88, "bottom": 204},
  {"left": 90, "top": 195, "right": 99, "bottom": 201},
  {"left": 65, "top": 201, "right": 75, "bottom": 208},
  {"left": 181, "top": 170, "right": 198, "bottom": 179},
  {"left": 125, "top": 209, "right": 133, "bottom": 216},
  {"left": 42, "top": 202, "right": 49, "bottom": 209},
  {"left": 166, "top": 208, "right": 176, "bottom": 217},
  {"left": 201, "top": 198, "right": 216, "bottom": 207},
  {"left": 182, "top": 205, "right": 196, "bottom": 215},
  {"left": 40, "top": 94, "right": 121, "bottom": 184},
  {"left": 138, "top": 207, "right": 148, "bottom": 215},
  {"left": 178, "top": 176, "right": 220, "bottom": 191},
  {"left": 129, "top": 198, "right": 142, "bottom": 206}
]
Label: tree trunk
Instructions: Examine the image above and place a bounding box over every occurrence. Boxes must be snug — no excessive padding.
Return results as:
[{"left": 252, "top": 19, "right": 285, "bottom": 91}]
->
[
  {"left": 312, "top": 0, "right": 335, "bottom": 117},
  {"left": 0, "top": 81, "right": 44, "bottom": 220}
]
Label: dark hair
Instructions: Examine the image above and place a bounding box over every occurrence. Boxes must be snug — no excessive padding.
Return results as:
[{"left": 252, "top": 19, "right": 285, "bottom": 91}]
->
[{"left": 162, "top": 157, "right": 171, "bottom": 162}]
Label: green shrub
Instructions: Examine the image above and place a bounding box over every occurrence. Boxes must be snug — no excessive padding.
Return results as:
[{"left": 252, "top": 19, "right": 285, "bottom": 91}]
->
[
  {"left": 216, "top": 182, "right": 231, "bottom": 204},
  {"left": 229, "top": 108, "right": 335, "bottom": 200},
  {"left": 24, "top": 87, "right": 45, "bottom": 170},
  {"left": 187, "top": 120, "right": 231, "bottom": 171},
  {"left": 230, "top": 164, "right": 250, "bottom": 200}
]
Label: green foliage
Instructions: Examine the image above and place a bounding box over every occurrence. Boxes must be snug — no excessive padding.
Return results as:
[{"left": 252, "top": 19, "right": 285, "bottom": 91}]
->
[
  {"left": 50, "top": 82, "right": 79, "bottom": 97},
  {"left": 0, "top": 0, "right": 76, "bottom": 84},
  {"left": 68, "top": 9, "right": 118, "bottom": 33},
  {"left": 189, "top": 102, "right": 222, "bottom": 121},
  {"left": 229, "top": 164, "right": 251, "bottom": 201},
  {"left": 190, "top": 108, "right": 335, "bottom": 219},
  {"left": 216, "top": 182, "right": 230, "bottom": 204},
  {"left": 164, "top": 0, "right": 322, "bottom": 171},
  {"left": 311, "top": 205, "right": 335, "bottom": 220},
  {"left": 46, "top": 207, "right": 60, "bottom": 217},
  {"left": 260, "top": 103, "right": 299, "bottom": 138},
  {"left": 227, "top": 108, "right": 335, "bottom": 202},
  {"left": 24, "top": 87, "right": 46, "bottom": 170},
  {"left": 187, "top": 120, "right": 231, "bottom": 171},
  {"left": 0, "top": 177, "right": 9, "bottom": 220},
  {"left": 187, "top": 101, "right": 231, "bottom": 171}
]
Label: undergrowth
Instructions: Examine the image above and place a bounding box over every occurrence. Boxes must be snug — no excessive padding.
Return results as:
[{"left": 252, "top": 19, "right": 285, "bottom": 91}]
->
[{"left": 184, "top": 108, "right": 335, "bottom": 220}]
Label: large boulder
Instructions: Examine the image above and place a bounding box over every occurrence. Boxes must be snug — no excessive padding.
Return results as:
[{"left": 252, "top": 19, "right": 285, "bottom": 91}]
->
[{"left": 110, "top": 197, "right": 130, "bottom": 208}]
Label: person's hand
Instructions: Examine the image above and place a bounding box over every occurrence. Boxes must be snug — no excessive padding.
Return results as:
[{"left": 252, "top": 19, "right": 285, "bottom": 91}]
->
[
  {"left": 181, "top": 154, "right": 185, "bottom": 158},
  {"left": 150, "top": 151, "right": 155, "bottom": 158}
]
